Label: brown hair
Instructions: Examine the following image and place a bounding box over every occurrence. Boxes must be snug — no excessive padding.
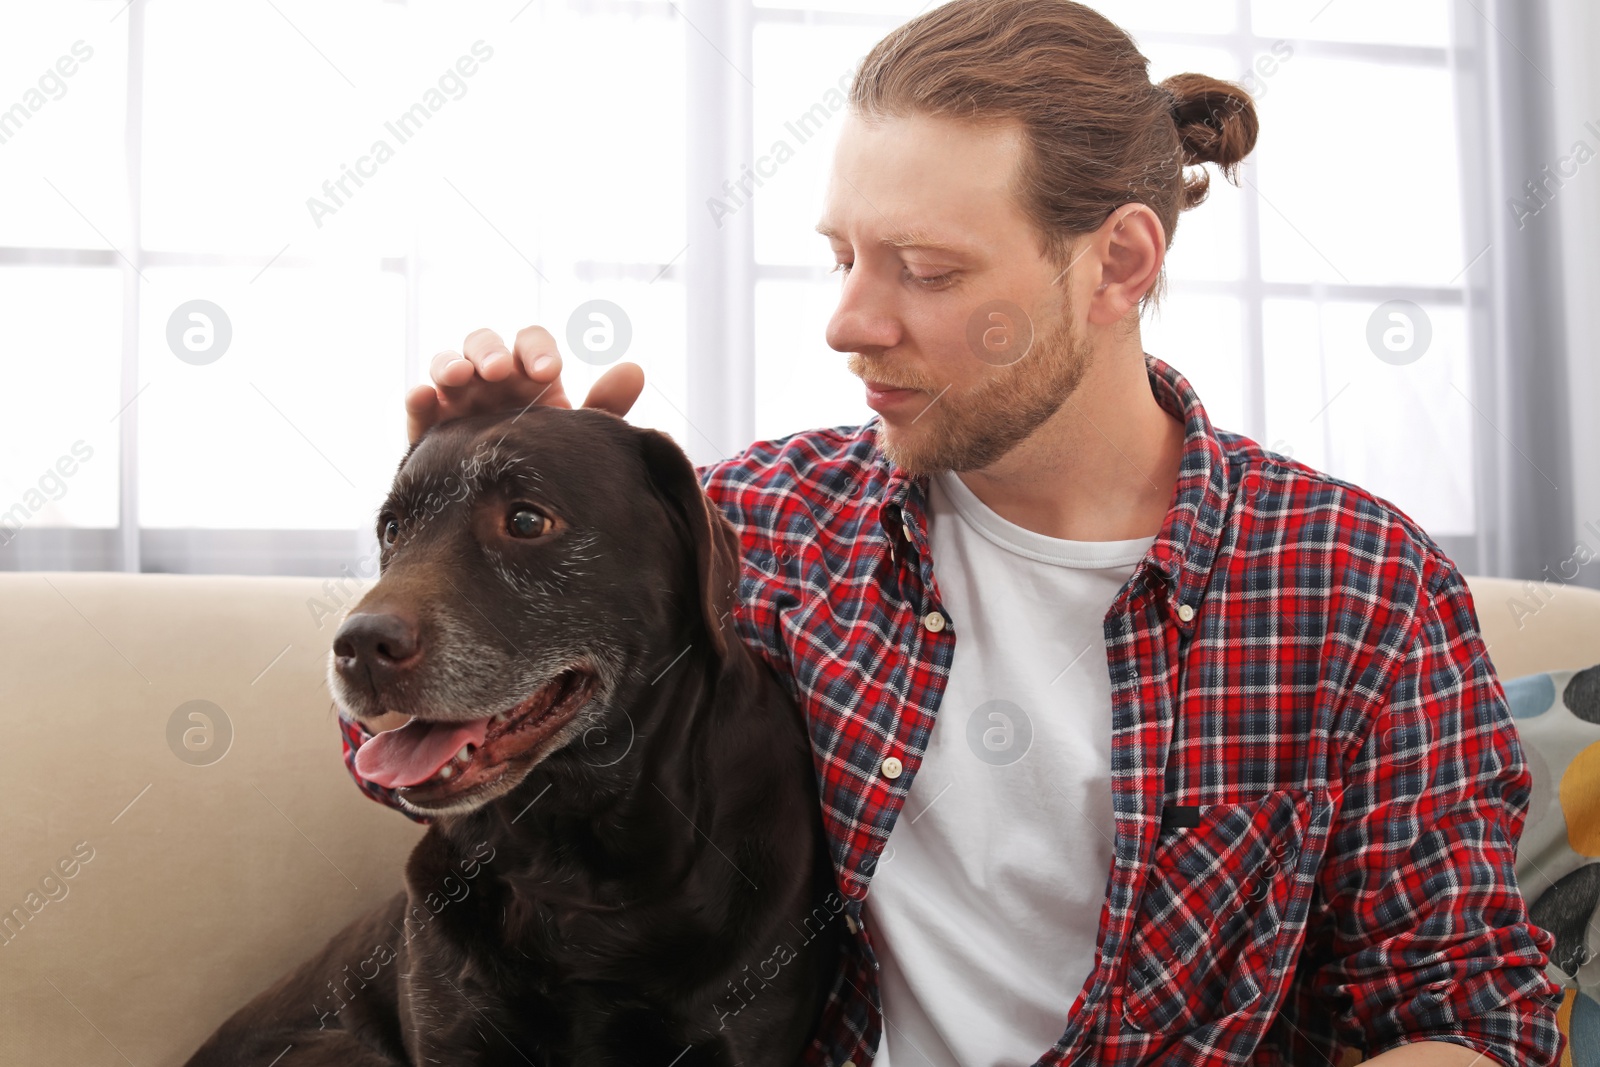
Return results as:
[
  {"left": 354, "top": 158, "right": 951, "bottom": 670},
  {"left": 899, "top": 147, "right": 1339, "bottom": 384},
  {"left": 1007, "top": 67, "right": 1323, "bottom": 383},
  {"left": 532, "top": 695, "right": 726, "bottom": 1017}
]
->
[{"left": 850, "top": 0, "right": 1259, "bottom": 306}]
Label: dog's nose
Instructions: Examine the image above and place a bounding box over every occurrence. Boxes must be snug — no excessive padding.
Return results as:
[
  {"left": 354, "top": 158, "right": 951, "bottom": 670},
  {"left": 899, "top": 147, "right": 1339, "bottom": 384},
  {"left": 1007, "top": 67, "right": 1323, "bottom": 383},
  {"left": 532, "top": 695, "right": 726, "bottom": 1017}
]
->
[{"left": 333, "top": 612, "right": 422, "bottom": 682}]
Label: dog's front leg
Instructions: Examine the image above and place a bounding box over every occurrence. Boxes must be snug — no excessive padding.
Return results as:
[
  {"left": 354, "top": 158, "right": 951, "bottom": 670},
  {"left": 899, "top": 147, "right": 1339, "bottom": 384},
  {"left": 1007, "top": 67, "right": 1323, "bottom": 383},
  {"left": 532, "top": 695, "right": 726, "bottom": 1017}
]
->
[
  {"left": 185, "top": 1029, "right": 409, "bottom": 1067},
  {"left": 398, "top": 965, "right": 546, "bottom": 1067}
]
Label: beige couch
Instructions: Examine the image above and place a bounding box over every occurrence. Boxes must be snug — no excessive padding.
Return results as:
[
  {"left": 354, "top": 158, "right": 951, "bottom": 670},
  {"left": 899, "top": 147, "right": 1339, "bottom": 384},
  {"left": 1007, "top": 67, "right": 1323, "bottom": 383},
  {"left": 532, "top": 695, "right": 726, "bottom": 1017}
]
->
[{"left": 2, "top": 571, "right": 1597, "bottom": 1065}]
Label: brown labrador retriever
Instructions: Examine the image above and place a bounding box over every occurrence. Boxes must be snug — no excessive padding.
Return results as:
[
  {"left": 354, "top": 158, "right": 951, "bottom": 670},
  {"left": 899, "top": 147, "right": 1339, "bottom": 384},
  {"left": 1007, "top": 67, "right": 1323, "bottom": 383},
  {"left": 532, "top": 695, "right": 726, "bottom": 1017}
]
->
[{"left": 185, "top": 405, "right": 842, "bottom": 1066}]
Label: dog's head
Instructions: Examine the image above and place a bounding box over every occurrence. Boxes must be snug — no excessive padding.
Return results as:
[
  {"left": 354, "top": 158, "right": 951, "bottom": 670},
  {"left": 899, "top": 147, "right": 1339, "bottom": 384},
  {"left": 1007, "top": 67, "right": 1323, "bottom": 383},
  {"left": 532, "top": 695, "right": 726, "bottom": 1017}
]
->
[{"left": 329, "top": 405, "right": 742, "bottom": 817}]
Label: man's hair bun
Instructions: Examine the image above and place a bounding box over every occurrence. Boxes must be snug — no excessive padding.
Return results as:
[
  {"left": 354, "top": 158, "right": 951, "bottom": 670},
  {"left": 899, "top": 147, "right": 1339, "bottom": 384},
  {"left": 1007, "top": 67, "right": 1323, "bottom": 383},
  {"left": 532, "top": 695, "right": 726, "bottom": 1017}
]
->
[
  {"left": 1159, "top": 72, "right": 1260, "bottom": 210},
  {"left": 848, "top": 0, "right": 1267, "bottom": 304}
]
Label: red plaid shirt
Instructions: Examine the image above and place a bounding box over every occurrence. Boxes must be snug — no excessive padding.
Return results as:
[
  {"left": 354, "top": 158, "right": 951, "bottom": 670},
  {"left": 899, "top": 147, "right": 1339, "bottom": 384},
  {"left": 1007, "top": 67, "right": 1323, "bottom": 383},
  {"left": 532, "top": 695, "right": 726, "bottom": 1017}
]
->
[{"left": 338, "top": 354, "right": 1565, "bottom": 1066}]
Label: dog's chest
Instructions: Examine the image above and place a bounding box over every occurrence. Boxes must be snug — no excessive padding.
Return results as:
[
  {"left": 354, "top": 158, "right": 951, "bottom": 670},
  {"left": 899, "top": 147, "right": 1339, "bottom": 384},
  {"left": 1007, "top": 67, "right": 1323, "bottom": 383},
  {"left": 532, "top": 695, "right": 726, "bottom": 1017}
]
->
[{"left": 396, "top": 877, "right": 724, "bottom": 1065}]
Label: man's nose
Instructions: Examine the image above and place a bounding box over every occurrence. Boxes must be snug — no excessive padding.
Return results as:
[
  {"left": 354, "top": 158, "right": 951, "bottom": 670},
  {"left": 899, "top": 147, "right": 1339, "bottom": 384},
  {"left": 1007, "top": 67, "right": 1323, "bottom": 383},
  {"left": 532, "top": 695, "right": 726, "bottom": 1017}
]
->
[
  {"left": 825, "top": 267, "right": 903, "bottom": 355},
  {"left": 333, "top": 611, "right": 422, "bottom": 687}
]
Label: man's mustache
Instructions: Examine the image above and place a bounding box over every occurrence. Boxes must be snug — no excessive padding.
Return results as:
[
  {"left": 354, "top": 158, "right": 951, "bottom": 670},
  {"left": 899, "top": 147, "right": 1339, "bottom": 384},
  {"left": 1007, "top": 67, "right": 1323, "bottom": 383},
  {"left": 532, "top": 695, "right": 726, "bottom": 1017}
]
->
[{"left": 846, "top": 357, "right": 936, "bottom": 392}]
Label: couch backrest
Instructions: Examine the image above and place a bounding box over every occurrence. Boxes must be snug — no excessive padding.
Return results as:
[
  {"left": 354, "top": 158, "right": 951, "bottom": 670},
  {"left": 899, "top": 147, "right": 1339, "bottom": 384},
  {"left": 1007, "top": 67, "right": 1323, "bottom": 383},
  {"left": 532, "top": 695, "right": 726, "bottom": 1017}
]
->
[
  {"left": 1466, "top": 574, "right": 1600, "bottom": 679},
  {"left": 1, "top": 570, "right": 1596, "bottom": 1064},
  {"left": 0, "top": 571, "right": 416, "bottom": 1065}
]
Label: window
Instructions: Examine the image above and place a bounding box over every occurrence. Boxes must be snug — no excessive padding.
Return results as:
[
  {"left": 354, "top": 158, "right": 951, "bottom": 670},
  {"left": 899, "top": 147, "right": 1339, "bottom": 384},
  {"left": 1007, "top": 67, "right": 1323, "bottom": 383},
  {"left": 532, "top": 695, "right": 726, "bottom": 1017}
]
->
[{"left": 0, "top": 0, "right": 1476, "bottom": 574}]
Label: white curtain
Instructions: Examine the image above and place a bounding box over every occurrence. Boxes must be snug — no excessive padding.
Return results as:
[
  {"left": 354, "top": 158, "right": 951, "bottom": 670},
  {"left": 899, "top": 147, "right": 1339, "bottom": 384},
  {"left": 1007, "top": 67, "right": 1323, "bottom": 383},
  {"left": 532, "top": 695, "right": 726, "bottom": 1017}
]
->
[
  {"left": 1549, "top": 0, "right": 1600, "bottom": 588},
  {"left": 1453, "top": 0, "right": 1599, "bottom": 590}
]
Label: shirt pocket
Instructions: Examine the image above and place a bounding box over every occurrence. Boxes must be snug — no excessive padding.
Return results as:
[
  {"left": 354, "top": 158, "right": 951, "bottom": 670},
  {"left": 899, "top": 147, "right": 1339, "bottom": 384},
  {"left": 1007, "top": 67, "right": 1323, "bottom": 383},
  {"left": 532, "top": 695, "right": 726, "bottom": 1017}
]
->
[{"left": 1119, "top": 787, "right": 1312, "bottom": 1034}]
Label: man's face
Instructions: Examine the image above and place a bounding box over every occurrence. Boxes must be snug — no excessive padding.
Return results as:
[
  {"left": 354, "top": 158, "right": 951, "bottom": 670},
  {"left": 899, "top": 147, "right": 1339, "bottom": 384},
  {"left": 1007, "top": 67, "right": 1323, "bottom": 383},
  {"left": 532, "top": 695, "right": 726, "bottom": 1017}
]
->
[{"left": 819, "top": 110, "right": 1096, "bottom": 476}]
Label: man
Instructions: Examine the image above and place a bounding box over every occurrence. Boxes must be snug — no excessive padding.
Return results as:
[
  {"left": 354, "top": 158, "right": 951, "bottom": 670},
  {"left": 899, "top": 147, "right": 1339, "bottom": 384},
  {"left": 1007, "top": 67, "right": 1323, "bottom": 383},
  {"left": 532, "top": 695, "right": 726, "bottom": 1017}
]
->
[{"left": 341, "top": 2, "right": 1565, "bottom": 1064}]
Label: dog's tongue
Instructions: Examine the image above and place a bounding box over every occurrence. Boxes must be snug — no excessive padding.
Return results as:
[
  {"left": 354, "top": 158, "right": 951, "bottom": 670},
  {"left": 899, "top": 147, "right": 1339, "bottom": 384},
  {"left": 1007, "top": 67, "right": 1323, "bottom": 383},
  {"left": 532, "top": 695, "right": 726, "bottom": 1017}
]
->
[{"left": 354, "top": 715, "right": 491, "bottom": 789}]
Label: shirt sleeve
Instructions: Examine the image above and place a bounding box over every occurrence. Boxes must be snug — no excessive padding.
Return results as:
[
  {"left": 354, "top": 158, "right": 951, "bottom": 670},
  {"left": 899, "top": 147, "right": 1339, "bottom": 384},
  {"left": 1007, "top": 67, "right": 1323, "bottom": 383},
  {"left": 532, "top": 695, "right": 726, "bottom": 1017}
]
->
[
  {"left": 696, "top": 455, "right": 804, "bottom": 689},
  {"left": 1308, "top": 557, "right": 1567, "bottom": 1065}
]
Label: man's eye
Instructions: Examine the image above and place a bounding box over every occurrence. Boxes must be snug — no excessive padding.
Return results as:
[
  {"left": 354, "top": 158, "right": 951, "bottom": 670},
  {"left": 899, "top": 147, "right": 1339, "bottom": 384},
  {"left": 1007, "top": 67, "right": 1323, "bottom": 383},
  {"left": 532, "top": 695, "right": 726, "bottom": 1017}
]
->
[
  {"left": 507, "top": 506, "right": 552, "bottom": 539},
  {"left": 828, "top": 261, "right": 954, "bottom": 290},
  {"left": 906, "top": 268, "right": 955, "bottom": 289}
]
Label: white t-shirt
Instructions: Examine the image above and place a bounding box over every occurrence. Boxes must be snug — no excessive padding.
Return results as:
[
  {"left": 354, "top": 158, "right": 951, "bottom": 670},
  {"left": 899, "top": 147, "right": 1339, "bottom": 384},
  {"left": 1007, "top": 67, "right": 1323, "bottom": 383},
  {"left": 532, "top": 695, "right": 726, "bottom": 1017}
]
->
[{"left": 866, "top": 469, "right": 1155, "bottom": 1067}]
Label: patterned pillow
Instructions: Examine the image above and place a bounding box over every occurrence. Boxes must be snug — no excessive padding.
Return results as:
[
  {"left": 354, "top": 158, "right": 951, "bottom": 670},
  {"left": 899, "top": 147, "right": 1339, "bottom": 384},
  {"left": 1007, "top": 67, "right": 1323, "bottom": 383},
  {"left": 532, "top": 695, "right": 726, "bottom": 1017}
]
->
[{"left": 1506, "top": 662, "right": 1600, "bottom": 1061}]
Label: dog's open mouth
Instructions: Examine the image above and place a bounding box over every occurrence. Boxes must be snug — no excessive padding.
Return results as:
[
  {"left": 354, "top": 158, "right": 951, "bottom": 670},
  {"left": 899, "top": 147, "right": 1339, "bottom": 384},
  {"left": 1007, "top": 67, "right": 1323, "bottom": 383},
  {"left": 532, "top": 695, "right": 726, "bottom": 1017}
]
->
[{"left": 353, "top": 668, "right": 597, "bottom": 805}]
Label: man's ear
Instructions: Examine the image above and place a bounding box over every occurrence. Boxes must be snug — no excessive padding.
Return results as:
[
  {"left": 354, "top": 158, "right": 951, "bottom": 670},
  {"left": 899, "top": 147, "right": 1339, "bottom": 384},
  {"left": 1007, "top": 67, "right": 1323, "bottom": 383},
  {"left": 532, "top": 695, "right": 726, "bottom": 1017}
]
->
[{"left": 635, "top": 427, "right": 742, "bottom": 663}]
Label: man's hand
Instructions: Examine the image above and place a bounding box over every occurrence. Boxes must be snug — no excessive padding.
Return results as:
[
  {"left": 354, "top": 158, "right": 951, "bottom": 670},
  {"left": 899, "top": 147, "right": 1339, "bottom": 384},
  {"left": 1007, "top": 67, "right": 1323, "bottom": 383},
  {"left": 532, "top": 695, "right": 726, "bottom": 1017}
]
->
[
  {"left": 1361, "top": 1043, "right": 1504, "bottom": 1066},
  {"left": 405, "top": 325, "right": 645, "bottom": 445}
]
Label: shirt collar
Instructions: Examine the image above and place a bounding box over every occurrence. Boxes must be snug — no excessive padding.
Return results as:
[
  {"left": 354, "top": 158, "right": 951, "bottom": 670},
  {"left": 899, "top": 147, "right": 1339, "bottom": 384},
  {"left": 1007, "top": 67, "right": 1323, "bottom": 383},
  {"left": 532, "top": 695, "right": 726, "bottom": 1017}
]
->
[{"left": 870, "top": 353, "right": 1230, "bottom": 608}]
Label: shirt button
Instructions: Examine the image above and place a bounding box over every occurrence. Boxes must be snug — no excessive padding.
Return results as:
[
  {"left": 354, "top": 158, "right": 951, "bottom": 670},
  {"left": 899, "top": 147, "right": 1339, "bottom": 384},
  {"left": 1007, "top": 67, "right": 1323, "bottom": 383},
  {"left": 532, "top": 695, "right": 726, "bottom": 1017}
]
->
[
  {"left": 880, "top": 756, "right": 903, "bottom": 780},
  {"left": 845, "top": 914, "right": 859, "bottom": 934},
  {"left": 843, "top": 1062, "right": 857, "bottom": 1067},
  {"left": 902, "top": 521, "right": 914, "bottom": 543},
  {"left": 922, "top": 610, "right": 946, "bottom": 633},
  {"left": 1177, "top": 603, "right": 1196, "bottom": 623}
]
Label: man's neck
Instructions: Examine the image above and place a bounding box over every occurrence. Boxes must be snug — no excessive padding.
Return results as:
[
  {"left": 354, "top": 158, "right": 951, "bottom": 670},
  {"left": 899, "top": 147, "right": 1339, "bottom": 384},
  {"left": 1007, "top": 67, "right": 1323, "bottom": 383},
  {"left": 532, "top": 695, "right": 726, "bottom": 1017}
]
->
[{"left": 952, "top": 346, "right": 1185, "bottom": 542}]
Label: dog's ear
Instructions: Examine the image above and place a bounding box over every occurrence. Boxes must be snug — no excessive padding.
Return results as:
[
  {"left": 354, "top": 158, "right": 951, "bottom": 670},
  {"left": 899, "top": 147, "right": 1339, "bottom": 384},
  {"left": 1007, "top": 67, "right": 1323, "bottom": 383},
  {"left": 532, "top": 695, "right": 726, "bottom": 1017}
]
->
[{"left": 635, "top": 427, "right": 742, "bottom": 663}]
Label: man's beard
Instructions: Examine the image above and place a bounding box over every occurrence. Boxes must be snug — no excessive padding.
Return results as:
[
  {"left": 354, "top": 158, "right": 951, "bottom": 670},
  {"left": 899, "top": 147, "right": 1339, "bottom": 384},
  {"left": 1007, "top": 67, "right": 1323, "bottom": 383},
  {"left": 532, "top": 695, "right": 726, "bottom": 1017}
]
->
[{"left": 850, "top": 295, "right": 1094, "bottom": 475}]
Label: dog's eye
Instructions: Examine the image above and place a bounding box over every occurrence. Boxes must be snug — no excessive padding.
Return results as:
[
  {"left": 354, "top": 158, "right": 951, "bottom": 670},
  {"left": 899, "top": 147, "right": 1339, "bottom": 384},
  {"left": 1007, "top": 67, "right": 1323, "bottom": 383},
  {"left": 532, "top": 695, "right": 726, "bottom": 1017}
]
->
[
  {"left": 507, "top": 507, "right": 551, "bottom": 539},
  {"left": 380, "top": 517, "right": 400, "bottom": 546}
]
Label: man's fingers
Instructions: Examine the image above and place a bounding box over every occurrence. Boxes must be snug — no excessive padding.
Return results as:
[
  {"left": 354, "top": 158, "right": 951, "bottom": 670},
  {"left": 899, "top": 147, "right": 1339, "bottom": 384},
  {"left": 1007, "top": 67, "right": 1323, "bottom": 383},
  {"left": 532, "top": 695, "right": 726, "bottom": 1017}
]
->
[
  {"left": 410, "top": 324, "right": 590, "bottom": 446},
  {"left": 510, "top": 325, "right": 573, "bottom": 409},
  {"left": 582, "top": 362, "right": 645, "bottom": 418},
  {"left": 405, "top": 383, "right": 441, "bottom": 445},
  {"left": 512, "top": 325, "right": 561, "bottom": 379},
  {"left": 429, "top": 349, "right": 476, "bottom": 389},
  {"left": 462, "top": 328, "right": 514, "bottom": 380}
]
